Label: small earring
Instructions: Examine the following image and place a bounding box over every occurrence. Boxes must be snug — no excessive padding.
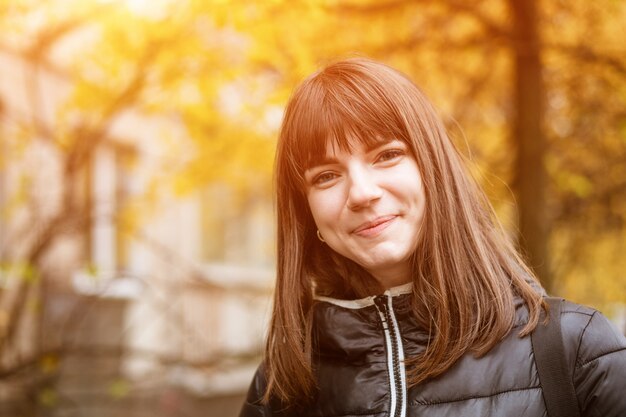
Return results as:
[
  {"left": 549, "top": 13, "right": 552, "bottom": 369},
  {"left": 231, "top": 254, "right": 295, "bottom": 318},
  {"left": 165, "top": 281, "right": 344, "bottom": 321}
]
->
[{"left": 316, "top": 230, "right": 325, "bottom": 242}]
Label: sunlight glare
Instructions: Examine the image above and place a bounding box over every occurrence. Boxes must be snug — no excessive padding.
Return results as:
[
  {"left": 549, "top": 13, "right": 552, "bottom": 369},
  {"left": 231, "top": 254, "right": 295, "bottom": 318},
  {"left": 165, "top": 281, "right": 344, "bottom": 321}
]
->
[{"left": 96, "top": 0, "right": 175, "bottom": 19}]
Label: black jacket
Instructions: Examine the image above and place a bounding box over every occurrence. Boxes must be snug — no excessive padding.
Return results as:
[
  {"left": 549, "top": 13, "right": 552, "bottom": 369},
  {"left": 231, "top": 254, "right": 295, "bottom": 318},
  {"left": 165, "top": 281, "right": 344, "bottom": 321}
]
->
[{"left": 240, "top": 284, "right": 626, "bottom": 417}]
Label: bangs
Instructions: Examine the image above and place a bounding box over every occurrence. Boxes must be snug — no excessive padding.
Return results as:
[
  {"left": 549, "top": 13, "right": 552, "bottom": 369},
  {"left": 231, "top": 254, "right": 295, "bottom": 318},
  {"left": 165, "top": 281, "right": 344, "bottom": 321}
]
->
[{"left": 284, "top": 71, "right": 409, "bottom": 180}]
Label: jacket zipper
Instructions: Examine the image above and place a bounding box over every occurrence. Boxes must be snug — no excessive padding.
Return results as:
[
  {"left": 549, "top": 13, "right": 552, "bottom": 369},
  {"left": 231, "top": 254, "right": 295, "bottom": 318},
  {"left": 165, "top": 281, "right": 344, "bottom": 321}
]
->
[{"left": 374, "top": 294, "right": 407, "bottom": 417}]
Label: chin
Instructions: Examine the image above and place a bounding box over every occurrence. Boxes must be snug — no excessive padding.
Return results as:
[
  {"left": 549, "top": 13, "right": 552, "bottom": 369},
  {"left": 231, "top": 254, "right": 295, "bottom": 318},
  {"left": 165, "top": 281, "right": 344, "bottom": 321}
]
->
[{"left": 359, "top": 253, "right": 409, "bottom": 270}]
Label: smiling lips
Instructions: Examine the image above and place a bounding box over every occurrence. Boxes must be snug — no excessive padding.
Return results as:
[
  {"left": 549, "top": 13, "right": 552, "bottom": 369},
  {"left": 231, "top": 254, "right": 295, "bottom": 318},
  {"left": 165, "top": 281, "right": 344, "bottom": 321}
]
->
[{"left": 352, "top": 215, "right": 398, "bottom": 237}]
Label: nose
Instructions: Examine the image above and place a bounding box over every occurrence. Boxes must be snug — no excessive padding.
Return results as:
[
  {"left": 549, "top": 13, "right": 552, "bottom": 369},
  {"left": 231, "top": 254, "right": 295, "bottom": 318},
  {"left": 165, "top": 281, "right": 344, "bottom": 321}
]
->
[{"left": 346, "top": 164, "right": 382, "bottom": 210}]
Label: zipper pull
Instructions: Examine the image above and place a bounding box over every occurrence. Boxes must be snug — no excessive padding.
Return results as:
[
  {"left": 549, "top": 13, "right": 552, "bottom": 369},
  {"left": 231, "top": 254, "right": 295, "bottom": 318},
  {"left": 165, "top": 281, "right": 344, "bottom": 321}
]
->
[{"left": 374, "top": 295, "right": 389, "bottom": 330}]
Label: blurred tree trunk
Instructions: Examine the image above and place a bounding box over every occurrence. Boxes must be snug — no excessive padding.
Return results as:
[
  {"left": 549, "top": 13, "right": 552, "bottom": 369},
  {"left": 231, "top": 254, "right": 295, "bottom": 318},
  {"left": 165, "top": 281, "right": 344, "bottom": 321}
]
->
[{"left": 509, "top": 0, "right": 551, "bottom": 290}]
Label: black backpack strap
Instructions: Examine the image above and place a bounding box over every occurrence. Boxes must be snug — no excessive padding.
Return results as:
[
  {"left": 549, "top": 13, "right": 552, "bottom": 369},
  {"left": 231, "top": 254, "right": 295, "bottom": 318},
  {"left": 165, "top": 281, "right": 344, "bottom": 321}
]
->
[{"left": 531, "top": 297, "right": 581, "bottom": 417}]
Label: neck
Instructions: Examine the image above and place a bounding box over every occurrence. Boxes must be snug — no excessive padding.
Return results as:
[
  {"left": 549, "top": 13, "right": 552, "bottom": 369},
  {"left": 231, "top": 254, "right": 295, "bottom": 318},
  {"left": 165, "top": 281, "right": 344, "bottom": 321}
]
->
[{"left": 367, "top": 263, "right": 412, "bottom": 290}]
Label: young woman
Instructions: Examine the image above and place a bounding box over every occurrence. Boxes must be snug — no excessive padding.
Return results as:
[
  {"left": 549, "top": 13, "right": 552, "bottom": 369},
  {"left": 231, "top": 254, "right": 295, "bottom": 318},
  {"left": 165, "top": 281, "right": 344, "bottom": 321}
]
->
[{"left": 239, "top": 58, "right": 626, "bottom": 417}]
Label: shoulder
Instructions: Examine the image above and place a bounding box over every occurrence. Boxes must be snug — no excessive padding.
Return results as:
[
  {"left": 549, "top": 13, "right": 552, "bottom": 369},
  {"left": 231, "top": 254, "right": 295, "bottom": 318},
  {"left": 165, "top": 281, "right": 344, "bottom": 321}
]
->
[
  {"left": 239, "top": 364, "right": 271, "bottom": 417},
  {"left": 558, "top": 300, "right": 626, "bottom": 368},
  {"left": 239, "top": 364, "right": 300, "bottom": 417},
  {"left": 557, "top": 300, "right": 626, "bottom": 416}
]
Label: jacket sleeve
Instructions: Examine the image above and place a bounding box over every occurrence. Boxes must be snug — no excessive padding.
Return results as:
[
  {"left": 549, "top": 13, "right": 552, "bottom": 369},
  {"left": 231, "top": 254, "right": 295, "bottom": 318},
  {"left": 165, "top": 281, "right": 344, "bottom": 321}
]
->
[
  {"left": 563, "top": 304, "right": 626, "bottom": 417},
  {"left": 239, "top": 365, "right": 272, "bottom": 417}
]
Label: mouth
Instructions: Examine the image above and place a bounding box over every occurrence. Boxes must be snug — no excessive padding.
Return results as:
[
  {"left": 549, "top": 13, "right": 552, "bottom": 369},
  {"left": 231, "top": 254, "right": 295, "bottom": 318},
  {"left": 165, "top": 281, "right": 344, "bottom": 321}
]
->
[{"left": 352, "top": 215, "right": 398, "bottom": 237}]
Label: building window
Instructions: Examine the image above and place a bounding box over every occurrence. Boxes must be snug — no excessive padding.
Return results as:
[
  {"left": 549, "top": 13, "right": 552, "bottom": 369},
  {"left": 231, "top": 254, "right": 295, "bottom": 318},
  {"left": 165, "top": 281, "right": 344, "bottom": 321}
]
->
[{"left": 88, "top": 142, "right": 136, "bottom": 275}]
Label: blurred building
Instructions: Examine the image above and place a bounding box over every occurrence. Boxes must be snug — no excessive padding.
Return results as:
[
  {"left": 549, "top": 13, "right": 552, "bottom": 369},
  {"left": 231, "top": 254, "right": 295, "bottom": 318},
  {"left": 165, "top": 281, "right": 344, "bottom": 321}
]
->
[{"left": 0, "top": 44, "right": 272, "bottom": 417}]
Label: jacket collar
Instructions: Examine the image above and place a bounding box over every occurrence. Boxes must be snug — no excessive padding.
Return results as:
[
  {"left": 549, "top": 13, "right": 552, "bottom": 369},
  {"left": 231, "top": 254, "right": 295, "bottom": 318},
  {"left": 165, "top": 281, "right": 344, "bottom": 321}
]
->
[{"left": 314, "top": 282, "right": 413, "bottom": 309}]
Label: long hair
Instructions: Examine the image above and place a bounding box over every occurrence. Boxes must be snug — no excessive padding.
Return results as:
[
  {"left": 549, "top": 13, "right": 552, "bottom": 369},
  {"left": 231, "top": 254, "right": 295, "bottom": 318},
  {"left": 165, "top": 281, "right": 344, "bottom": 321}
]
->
[{"left": 265, "top": 57, "right": 544, "bottom": 405}]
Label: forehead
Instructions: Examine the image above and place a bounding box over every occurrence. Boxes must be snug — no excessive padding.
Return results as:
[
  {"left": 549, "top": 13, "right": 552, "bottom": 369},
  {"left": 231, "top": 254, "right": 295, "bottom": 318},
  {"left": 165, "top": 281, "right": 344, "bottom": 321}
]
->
[
  {"left": 303, "top": 129, "right": 396, "bottom": 170},
  {"left": 322, "top": 136, "right": 394, "bottom": 158},
  {"left": 284, "top": 72, "right": 410, "bottom": 174}
]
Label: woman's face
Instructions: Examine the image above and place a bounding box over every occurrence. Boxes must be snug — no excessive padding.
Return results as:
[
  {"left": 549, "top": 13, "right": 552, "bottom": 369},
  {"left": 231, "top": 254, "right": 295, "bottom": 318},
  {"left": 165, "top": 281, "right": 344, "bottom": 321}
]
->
[{"left": 304, "top": 138, "right": 426, "bottom": 288}]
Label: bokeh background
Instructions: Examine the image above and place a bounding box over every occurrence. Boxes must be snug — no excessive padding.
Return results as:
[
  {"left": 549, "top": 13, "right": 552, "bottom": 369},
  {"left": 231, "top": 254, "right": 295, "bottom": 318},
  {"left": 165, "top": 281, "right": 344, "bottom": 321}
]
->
[{"left": 0, "top": 0, "right": 625, "bottom": 416}]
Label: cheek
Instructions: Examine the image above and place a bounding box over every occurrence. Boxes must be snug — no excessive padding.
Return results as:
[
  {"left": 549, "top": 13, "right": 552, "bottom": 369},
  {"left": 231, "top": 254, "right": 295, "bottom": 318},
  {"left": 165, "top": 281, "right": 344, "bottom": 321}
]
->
[
  {"left": 307, "top": 191, "right": 344, "bottom": 230},
  {"left": 306, "top": 193, "right": 328, "bottom": 228}
]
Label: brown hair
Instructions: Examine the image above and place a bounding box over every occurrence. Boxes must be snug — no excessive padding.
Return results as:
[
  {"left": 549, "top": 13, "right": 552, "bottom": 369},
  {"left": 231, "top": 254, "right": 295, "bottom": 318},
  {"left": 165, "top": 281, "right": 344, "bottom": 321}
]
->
[{"left": 265, "top": 57, "right": 544, "bottom": 404}]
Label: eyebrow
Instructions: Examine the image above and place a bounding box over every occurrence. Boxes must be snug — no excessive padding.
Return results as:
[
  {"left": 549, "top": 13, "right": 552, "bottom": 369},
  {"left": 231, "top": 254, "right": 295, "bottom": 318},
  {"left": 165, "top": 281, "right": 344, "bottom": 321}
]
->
[
  {"left": 308, "top": 156, "right": 339, "bottom": 168},
  {"left": 307, "top": 138, "right": 398, "bottom": 170}
]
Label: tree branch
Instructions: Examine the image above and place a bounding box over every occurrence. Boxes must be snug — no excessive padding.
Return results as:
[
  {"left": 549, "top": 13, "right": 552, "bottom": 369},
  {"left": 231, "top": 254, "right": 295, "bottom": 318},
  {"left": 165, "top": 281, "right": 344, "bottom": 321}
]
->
[
  {"left": 329, "top": 0, "right": 511, "bottom": 40},
  {"left": 546, "top": 43, "right": 626, "bottom": 77}
]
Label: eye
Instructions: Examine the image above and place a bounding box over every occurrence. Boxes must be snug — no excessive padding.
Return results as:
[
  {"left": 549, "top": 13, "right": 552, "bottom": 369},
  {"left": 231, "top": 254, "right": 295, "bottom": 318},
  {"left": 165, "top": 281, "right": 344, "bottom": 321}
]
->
[
  {"left": 313, "top": 171, "right": 338, "bottom": 185},
  {"left": 376, "top": 149, "right": 405, "bottom": 163}
]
